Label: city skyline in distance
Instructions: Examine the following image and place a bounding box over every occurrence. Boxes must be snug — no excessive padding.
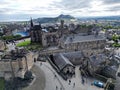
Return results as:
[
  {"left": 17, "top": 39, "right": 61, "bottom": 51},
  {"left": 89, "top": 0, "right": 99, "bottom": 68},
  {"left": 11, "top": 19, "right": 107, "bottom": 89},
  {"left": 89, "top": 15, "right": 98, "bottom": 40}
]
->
[{"left": 0, "top": 0, "right": 120, "bottom": 21}]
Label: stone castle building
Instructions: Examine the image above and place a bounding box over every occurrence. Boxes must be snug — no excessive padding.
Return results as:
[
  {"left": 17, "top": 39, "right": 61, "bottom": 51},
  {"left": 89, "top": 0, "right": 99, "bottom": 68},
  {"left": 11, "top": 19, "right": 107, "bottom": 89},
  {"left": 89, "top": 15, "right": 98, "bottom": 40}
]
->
[
  {"left": 59, "top": 34, "right": 106, "bottom": 57},
  {"left": 30, "top": 19, "right": 42, "bottom": 43},
  {"left": 0, "top": 49, "right": 34, "bottom": 80},
  {"left": 30, "top": 19, "right": 69, "bottom": 47},
  {"left": 42, "top": 32, "right": 59, "bottom": 46},
  {"left": 31, "top": 18, "right": 106, "bottom": 58}
]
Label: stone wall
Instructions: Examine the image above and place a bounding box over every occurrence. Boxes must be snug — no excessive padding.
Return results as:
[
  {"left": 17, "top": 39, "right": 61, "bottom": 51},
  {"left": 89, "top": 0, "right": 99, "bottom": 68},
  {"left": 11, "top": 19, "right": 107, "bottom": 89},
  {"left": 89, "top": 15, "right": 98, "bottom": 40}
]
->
[
  {"left": 0, "top": 40, "right": 5, "bottom": 51},
  {"left": 42, "top": 32, "right": 59, "bottom": 47},
  {"left": 0, "top": 60, "right": 12, "bottom": 72},
  {"left": 26, "top": 52, "right": 34, "bottom": 70},
  {"left": 0, "top": 52, "right": 34, "bottom": 79},
  {"left": 31, "top": 30, "right": 42, "bottom": 43},
  {"left": 60, "top": 39, "right": 106, "bottom": 57}
]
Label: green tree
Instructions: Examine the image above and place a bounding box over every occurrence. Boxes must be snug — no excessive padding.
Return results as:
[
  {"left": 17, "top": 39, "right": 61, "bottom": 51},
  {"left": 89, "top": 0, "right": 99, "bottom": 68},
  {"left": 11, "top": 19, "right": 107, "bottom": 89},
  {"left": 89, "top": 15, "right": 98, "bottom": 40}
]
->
[{"left": 112, "top": 34, "right": 119, "bottom": 43}]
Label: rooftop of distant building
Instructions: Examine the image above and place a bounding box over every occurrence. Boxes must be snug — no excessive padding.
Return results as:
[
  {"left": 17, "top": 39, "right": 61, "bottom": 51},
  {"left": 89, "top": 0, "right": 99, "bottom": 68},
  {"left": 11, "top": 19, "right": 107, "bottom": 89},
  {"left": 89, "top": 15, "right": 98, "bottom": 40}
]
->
[{"left": 64, "top": 34, "right": 106, "bottom": 44}]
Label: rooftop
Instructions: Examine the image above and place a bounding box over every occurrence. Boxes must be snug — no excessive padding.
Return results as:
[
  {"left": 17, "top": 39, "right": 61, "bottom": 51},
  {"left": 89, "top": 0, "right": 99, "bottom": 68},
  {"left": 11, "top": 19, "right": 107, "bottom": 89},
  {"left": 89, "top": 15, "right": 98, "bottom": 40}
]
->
[
  {"left": 1, "top": 49, "right": 29, "bottom": 61},
  {"left": 89, "top": 54, "right": 107, "bottom": 66},
  {"left": 62, "top": 51, "right": 84, "bottom": 60},
  {"left": 64, "top": 35, "right": 106, "bottom": 44},
  {"left": 53, "top": 53, "right": 74, "bottom": 70}
]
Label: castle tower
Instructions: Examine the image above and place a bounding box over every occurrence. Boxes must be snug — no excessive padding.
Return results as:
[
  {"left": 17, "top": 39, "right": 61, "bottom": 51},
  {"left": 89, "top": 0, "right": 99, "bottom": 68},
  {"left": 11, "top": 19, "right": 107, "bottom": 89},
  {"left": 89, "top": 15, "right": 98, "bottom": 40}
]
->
[
  {"left": 60, "top": 20, "right": 64, "bottom": 29},
  {"left": 30, "top": 18, "right": 33, "bottom": 28},
  {"left": 30, "top": 18, "right": 43, "bottom": 44}
]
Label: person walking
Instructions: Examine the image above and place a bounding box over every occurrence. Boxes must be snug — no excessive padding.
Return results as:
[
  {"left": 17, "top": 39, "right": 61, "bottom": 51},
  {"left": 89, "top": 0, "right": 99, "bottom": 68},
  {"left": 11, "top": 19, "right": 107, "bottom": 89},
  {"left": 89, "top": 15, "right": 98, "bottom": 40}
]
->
[
  {"left": 60, "top": 87, "right": 62, "bottom": 90},
  {"left": 56, "top": 86, "right": 58, "bottom": 90},
  {"left": 69, "top": 80, "right": 71, "bottom": 85},
  {"left": 54, "top": 74, "right": 57, "bottom": 78},
  {"left": 82, "top": 78, "right": 85, "bottom": 84},
  {"left": 73, "top": 82, "right": 75, "bottom": 88},
  {"left": 40, "top": 62, "right": 42, "bottom": 66}
]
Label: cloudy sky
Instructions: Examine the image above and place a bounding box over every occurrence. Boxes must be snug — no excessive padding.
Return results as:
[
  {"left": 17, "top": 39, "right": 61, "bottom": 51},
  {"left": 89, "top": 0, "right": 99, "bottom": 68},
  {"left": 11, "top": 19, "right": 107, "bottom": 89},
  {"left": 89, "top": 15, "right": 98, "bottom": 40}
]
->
[{"left": 0, "top": 0, "right": 120, "bottom": 21}]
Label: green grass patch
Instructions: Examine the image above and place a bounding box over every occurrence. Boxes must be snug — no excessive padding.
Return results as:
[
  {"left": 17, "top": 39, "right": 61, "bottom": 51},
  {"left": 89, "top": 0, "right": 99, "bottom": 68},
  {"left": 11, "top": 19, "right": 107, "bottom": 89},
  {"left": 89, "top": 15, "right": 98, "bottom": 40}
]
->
[
  {"left": 0, "top": 78, "right": 5, "bottom": 90},
  {"left": 16, "top": 40, "right": 43, "bottom": 50},
  {"left": 16, "top": 40, "right": 31, "bottom": 47},
  {"left": 112, "top": 43, "right": 120, "bottom": 47},
  {"left": 26, "top": 43, "right": 43, "bottom": 50}
]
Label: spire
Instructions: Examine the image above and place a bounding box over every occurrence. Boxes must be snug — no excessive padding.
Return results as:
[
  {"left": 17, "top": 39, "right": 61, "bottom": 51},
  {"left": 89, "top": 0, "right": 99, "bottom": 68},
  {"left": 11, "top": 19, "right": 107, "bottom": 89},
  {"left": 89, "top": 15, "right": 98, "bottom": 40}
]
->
[{"left": 30, "top": 17, "right": 33, "bottom": 28}]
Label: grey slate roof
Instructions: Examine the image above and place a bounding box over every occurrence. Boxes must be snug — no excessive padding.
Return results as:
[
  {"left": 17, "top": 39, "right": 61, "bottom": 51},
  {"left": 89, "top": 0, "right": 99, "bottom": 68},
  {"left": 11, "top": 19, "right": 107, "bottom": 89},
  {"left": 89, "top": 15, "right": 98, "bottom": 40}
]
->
[
  {"left": 89, "top": 54, "right": 107, "bottom": 67},
  {"left": 62, "top": 51, "right": 84, "bottom": 60},
  {"left": 101, "top": 65, "right": 117, "bottom": 79},
  {"left": 53, "top": 53, "right": 74, "bottom": 70},
  {"left": 64, "top": 35, "right": 105, "bottom": 44}
]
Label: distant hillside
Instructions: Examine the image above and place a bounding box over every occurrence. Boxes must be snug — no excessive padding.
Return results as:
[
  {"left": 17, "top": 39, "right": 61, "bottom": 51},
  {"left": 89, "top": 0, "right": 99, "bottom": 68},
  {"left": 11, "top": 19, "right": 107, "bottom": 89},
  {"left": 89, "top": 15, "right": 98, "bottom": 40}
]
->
[
  {"left": 33, "top": 15, "right": 120, "bottom": 23},
  {"left": 78, "top": 16, "right": 120, "bottom": 21},
  {"left": 33, "top": 14, "right": 76, "bottom": 23},
  {"left": 57, "top": 14, "right": 75, "bottom": 19}
]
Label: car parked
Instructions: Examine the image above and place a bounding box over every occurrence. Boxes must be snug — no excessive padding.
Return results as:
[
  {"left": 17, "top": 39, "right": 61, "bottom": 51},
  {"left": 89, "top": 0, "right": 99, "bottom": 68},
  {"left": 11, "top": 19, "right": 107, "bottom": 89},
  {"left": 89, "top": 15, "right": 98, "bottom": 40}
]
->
[{"left": 92, "top": 80, "right": 104, "bottom": 88}]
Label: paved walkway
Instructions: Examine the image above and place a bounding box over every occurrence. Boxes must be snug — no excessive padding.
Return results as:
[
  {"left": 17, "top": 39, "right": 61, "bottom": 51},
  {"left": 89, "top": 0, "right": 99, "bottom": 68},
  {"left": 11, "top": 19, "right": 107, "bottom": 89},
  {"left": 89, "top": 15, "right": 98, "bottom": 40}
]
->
[
  {"left": 23, "top": 65, "right": 46, "bottom": 90},
  {"left": 115, "top": 53, "right": 120, "bottom": 90},
  {"left": 115, "top": 48, "right": 120, "bottom": 56},
  {"left": 36, "top": 62, "right": 63, "bottom": 90},
  {"left": 6, "top": 43, "right": 16, "bottom": 51},
  {"left": 36, "top": 61, "right": 103, "bottom": 90}
]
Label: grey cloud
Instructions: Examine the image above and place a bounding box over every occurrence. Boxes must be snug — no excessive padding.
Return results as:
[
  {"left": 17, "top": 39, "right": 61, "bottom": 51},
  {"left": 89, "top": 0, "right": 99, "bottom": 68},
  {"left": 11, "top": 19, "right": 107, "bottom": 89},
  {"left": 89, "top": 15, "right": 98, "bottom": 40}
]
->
[
  {"left": 111, "top": 6, "right": 120, "bottom": 11},
  {"left": 53, "top": 0, "right": 92, "bottom": 10},
  {"left": 0, "top": 8, "right": 16, "bottom": 13},
  {"left": 32, "top": 6, "right": 57, "bottom": 11},
  {"left": 0, "top": 0, "right": 9, "bottom": 4},
  {"left": 100, "top": 0, "right": 120, "bottom": 13},
  {"left": 102, "top": 0, "right": 120, "bottom": 4},
  {"left": 0, "top": 14, "right": 42, "bottom": 21},
  {"left": 105, "top": 6, "right": 120, "bottom": 12}
]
